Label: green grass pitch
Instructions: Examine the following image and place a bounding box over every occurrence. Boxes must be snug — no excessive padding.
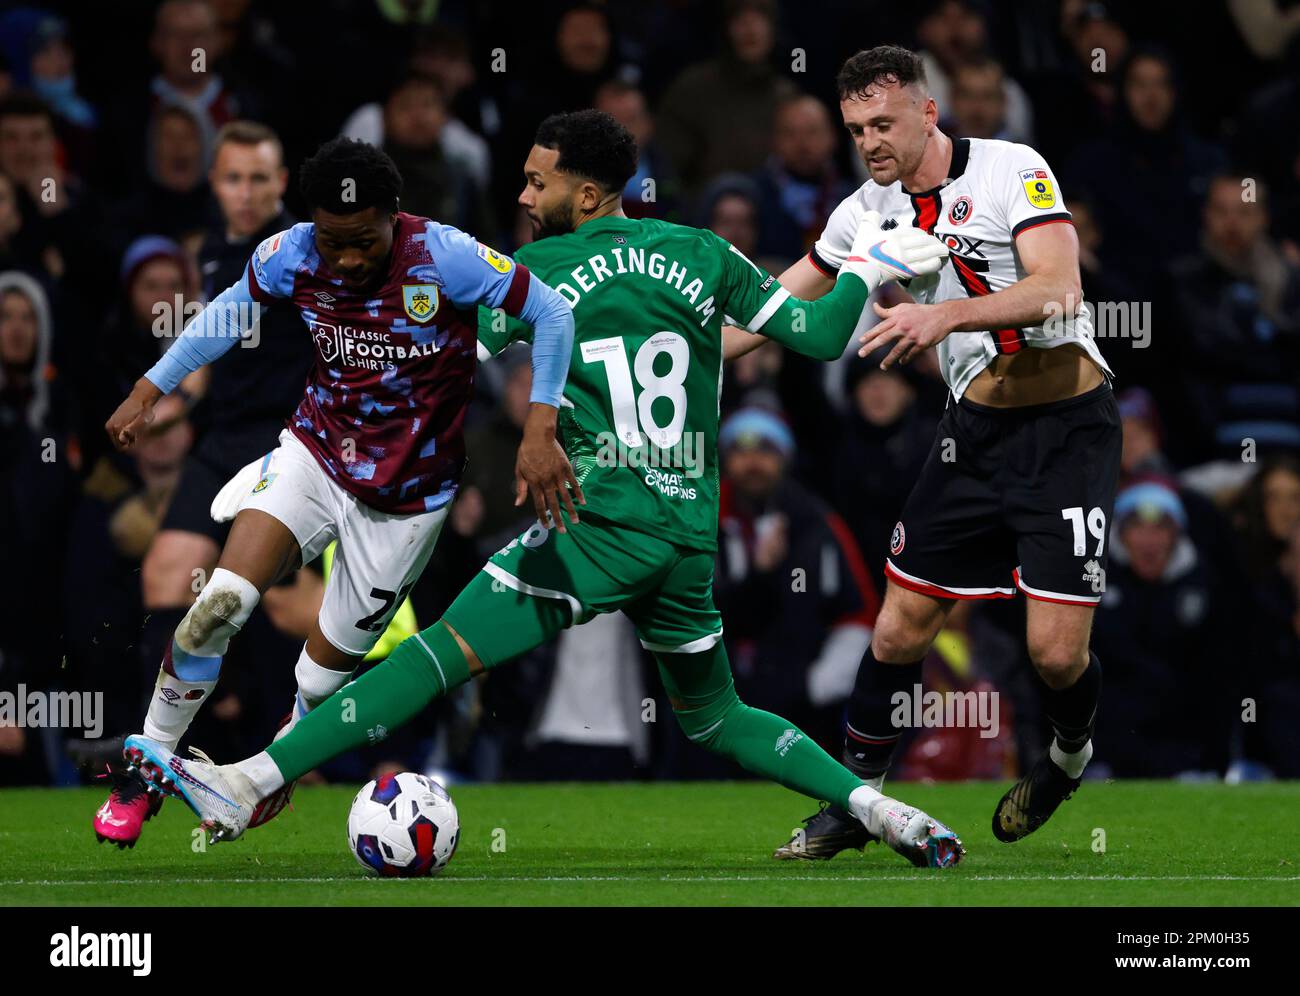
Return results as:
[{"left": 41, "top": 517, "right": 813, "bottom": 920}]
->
[{"left": 1, "top": 781, "right": 1297, "bottom": 906}]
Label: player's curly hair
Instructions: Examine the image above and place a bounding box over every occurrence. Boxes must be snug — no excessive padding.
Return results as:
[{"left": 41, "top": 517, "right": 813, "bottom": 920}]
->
[
  {"left": 298, "top": 137, "right": 403, "bottom": 215},
  {"left": 836, "top": 45, "right": 928, "bottom": 101},
  {"left": 534, "top": 109, "right": 638, "bottom": 196}
]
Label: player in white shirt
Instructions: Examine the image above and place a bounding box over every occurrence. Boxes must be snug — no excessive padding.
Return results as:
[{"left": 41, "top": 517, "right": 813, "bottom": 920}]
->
[{"left": 737, "top": 46, "right": 1120, "bottom": 859}]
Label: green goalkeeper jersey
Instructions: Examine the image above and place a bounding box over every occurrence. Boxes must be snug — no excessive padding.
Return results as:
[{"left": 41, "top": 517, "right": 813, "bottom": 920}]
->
[{"left": 477, "top": 214, "right": 869, "bottom": 553}]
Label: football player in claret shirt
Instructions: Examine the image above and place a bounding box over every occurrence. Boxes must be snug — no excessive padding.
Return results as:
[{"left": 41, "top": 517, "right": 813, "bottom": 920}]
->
[
  {"left": 93, "top": 138, "right": 578, "bottom": 848},
  {"left": 730, "top": 46, "right": 1119, "bottom": 859},
  {"left": 123, "top": 110, "right": 968, "bottom": 869}
]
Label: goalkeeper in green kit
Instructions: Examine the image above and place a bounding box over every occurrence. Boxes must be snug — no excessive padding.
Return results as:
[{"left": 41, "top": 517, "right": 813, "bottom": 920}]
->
[{"left": 126, "top": 111, "right": 964, "bottom": 868}]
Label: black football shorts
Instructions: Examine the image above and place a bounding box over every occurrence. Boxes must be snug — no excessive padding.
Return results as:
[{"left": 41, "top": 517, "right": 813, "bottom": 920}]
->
[{"left": 886, "top": 381, "right": 1121, "bottom": 606}]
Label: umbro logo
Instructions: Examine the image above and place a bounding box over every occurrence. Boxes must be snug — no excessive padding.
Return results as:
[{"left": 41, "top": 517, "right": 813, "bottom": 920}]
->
[
  {"left": 879, "top": 218, "right": 899, "bottom": 231},
  {"left": 314, "top": 290, "right": 337, "bottom": 308},
  {"left": 160, "top": 688, "right": 179, "bottom": 702}
]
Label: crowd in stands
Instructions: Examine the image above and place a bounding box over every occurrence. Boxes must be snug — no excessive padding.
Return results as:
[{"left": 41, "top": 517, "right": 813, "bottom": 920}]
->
[{"left": 2, "top": 0, "right": 1298, "bottom": 786}]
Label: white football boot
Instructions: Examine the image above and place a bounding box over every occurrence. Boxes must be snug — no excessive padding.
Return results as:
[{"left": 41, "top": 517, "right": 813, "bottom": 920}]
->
[
  {"left": 123, "top": 735, "right": 260, "bottom": 843},
  {"left": 872, "top": 797, "right": 965, "bottom": 868}
]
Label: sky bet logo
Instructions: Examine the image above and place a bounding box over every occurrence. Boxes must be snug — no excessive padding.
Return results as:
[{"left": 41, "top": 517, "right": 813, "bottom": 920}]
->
[
  {"left": 308, "top": 319, "right": 441, "bottom": 371},
  {"left": 49, "top": 927, "right": 151, "bottom": 976}
]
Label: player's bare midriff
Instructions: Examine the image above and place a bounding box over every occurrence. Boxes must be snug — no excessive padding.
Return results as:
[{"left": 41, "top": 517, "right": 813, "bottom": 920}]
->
[{"left": 964, "top": 343, "right": 1104, "bottom": 408}]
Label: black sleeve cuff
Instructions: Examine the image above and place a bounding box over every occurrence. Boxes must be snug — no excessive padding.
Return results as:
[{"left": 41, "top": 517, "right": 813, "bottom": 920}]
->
[{"left": 1011, "top": 213, "right": 1072, "bottom": 238}]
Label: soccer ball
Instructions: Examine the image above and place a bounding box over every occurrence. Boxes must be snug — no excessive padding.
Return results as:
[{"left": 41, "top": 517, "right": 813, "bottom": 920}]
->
[{"left": 346, "top": 771, "right": 460, "bottom": 877}]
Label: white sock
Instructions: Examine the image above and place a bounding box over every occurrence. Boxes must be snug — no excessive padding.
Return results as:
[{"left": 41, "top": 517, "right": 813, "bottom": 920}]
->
[
  {"left": 236, "top": 751, "right": 286, "bottom": 798},
  {"left": 142, "top": 671, "right": 216, "bottom": 752},
  {"left": 142, "top": 568, "right": 259, "bottom": 751},
  {"left": 283, "top": 646, "right": 353, "bottom": 735},
  {"left": 1050, "top": 737, "right": 1093, "bottom": 779},
  {"left": 863, "top": 774, "right": 885, "bottom": 793},
  {"left": 847, "top": 784, "right": 889, "bottom": 836}
]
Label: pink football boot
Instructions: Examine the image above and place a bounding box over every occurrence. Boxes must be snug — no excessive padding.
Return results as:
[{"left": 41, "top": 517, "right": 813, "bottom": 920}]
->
[{"left": 91, "top": 745, "right": 166, "bottom": 849}]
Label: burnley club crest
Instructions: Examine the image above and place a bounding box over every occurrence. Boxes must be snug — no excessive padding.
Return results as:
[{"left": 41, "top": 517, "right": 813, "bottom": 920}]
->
[{"left": 402, "top": 283, "right": 439, "bottom": 322}]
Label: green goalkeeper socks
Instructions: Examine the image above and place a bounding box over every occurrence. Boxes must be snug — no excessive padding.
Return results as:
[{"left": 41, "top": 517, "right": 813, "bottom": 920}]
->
[{"left": 263, "top": 622, "right": 471, "bottom": 785}]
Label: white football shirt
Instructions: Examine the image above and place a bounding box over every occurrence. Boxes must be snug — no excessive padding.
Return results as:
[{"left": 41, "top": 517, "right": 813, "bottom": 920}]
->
[{"left": 811, "top": 137, "right": 1111, "bottom": 398}]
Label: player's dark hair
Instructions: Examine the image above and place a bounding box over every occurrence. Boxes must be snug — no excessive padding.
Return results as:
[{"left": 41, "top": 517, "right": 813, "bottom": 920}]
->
[
  {"left": 836, "top": 45, "right": 928, "bottom": 101},
  {"left": 534, "top": 109, "right": 637, "bottom": 196},
  {"left": 298, "top": 137, "right": 402, "bottom": 215}
]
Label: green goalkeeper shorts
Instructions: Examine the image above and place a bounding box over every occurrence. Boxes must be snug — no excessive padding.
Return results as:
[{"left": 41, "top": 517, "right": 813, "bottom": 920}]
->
[{"left": 442, "top": 513, "right": 723, "bottom": 668}]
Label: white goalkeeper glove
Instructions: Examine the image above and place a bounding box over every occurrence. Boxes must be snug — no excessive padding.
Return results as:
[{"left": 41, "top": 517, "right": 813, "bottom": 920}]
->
[{"left": 841, "top": 210, "right": 949, "bottom": 293}]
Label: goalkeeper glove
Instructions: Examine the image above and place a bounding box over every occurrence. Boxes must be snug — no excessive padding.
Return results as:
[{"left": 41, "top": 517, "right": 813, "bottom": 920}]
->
[{"left": 841, "top": 210, "right": 949, "bottom": 293}]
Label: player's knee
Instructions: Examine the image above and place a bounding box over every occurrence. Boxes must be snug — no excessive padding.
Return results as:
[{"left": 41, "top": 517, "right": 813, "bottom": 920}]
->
[
  {"left": 872, "top": 601, "right": 937, "bottom": 663},
  {"left": 175, "top": 568, "right": 261, "bottom": 657},
  {"left": 671, "top": 682, "right": 742, "bottom": 749},
  {"left": 1027, "top": 638, "right": 1089, "bottom": 690}
]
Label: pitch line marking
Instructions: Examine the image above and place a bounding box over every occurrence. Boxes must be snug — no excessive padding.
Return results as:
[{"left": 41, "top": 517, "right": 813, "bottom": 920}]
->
[{"left": 1, "top": 874, "right": 1297, "bottom": 886}]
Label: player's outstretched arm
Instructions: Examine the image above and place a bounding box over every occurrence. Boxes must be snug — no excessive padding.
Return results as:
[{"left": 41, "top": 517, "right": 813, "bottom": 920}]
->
[
  {"left": 105, "top": 273, "right": 261, "bottom": 450},
  {"left": 722, "top": 254, "right": 835, "bottom": 361},
  {"left": 751, "top": 212, "right": 948, "bottom": 362}
]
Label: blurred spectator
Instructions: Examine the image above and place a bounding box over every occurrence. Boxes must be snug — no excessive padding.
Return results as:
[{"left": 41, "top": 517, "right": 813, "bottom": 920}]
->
[
  {"left": 498, "top": 3, "right": 637, "bottom": 228},
  {"left": 830, "top": 351, "right": 940, "bottom": 585},
  {"left": 657, "top": 0, "right": 797, "bottom": 198},
  {"left": 1229, "top": 0, "right": 1300, "bottom": 199},
  {"left": 0, "top": 269, "right": 56, "bottom": 434},
  {"left": 380, "top": 71, "right": 494, "bottom": 238},
  {"left": 79, "top": 235, "right": 197, "bottom": 476},
  {"left": 1228, "top": 458, "right": 1300, "bottom": 777},
  {"left": 1236, "top": 457, "right": 1300, "bottom": 583},
  {"left": 944, "top": 57, "right": 1012, "bottom": 140},
  {"left": 1068, "top": 46, "right": 1226, "bottom": 287},
  {"left": 341, "top": 29, "right": 491, "bottom": 193},
  {"left": 1030, "top": 1, "right": 1130, "bottom": 161},
  {"left": 1091, "top": 480, "right": 1234, "bottom": 776},
  {"left": 0, "top": 270, "right": 75, "bottom": 784},
  {"left": 0, "top": 91, "right": 92, "bottom": 282},
  {"left": 1167, "top": 173, "right": 1300, "bottom": 465},
  {"left": 111, "top": 102, "right": 215, "bottom": 252},
  {"left": 98, "top": 0, "right": 248, "bottom": 196},
  {"left": 916, "top": 0, "right": 1034, "bottom": 144},
  {"left": 147, "top": 0, "right": 243, "bottom": 130},
  {"left": 594, "top": 79, "right": 678, "bottom": 220},
  {"left": 752, "top": 94, "right": 853, "bottom": 262},
  {"left": 0, "top": 8, "right": 95, "bottom": 176},
  {"left": 205, "top": 0, "right": 296, "bottom": 129},
  {"left": 708, "top": 408, "right": 879, "bottom": 754},
  {"left": 0, "top": 168, "right": 59, "bottom": 281}
]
